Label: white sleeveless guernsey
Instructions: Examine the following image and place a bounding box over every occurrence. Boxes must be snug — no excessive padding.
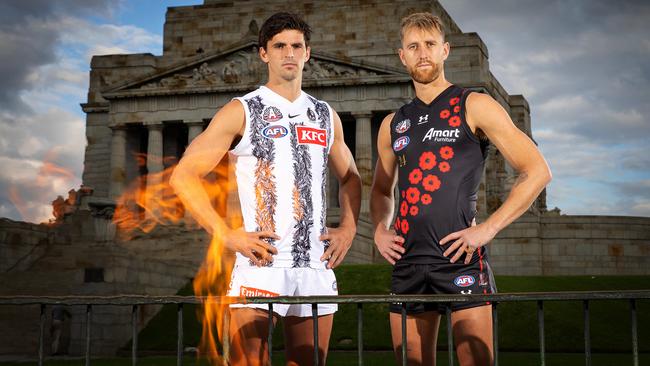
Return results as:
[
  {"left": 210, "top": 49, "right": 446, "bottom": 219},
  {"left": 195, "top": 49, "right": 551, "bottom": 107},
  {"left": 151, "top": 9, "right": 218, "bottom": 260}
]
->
[{"left": 230, "top": 86, "right": 334, "bottom": 269}]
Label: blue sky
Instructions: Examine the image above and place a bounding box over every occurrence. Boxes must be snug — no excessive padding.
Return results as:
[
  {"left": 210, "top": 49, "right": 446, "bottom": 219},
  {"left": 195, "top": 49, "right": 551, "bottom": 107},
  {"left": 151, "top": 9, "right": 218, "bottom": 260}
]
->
[{"left": 0, "top": 0, "right": 648, "bottom": 223}]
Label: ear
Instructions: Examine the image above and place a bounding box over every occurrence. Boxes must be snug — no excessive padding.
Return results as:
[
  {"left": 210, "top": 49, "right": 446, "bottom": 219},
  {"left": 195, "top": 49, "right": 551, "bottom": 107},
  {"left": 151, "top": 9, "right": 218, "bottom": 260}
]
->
[
  {"left": 442, "top": 41, "right": 450, "bottom": 61},
  {"left": 259, "top": 46, "right": 269, "bottom": 63},
  {"left": 305, "top": 45, "right": 311, "bottom": 62}
]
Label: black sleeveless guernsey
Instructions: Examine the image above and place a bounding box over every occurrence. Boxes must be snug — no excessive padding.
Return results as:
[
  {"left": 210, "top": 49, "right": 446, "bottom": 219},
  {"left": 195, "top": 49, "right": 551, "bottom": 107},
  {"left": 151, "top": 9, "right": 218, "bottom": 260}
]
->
[{"left": 390, "top": 85, "right": 489, "bottom": 265}]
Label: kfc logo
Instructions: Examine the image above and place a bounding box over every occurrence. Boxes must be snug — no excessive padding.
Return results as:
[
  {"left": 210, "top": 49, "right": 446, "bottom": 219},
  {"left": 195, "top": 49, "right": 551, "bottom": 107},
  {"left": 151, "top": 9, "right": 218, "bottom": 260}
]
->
[{"left": 296, "top": 126, "right": 327, "bottom": 147}]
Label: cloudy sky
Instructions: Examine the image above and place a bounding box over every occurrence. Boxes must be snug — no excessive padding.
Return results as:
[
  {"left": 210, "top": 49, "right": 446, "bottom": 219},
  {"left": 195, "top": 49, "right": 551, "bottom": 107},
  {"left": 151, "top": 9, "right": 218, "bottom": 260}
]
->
[{"left": 0, "top": 0, "right": 648, "bottom": 223}]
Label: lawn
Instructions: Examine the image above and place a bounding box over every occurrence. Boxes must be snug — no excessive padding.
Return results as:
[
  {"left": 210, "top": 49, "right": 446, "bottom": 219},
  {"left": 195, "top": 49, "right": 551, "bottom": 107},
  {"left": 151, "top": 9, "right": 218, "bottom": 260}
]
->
[{"left": 133, "top": 265, "right": 650, "bottom": 354}]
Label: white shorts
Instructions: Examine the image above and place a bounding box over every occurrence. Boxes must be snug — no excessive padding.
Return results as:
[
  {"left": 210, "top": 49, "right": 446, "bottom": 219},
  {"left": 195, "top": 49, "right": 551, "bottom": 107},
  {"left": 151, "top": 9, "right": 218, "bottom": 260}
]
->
[{"left": 227, "top": 265, "right": 338, "bottom": 317}]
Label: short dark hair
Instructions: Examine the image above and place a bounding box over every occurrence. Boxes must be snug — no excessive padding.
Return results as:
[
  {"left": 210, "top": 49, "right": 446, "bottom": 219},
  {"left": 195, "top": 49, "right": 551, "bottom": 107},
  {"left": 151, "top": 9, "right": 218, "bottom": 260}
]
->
[{"left": 258, "top": 12, "right": 311, "bottom": 50}]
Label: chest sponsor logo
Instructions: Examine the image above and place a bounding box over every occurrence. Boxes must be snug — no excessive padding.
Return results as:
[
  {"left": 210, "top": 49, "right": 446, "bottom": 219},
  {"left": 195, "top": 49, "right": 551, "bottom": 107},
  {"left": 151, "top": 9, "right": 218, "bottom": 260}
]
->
[
  {"left": 418, "top": 114, "right": 429, "bottom": 125},
  {"left": 296, "top": 126, "right": 327, "bottom": 147},
  {"left": 423, "top": 127, "right": 461, "bottom": 143},
  {"left": 454, "top": 275, "right": 475, "bottom": 288},
  {"left": 263, "top": 106, "right": 283, "bottom": 122},
  {"left": 262, "top": 125, "right": 288, "bottom": 139},
  {"left": 240, "top": 286, "right": 279, "bottom": 298},
  {"left": 395, "top": 119, "right": 411, "bottom": 134},
  {"left": 393, "top": 136, "right": 410, "bottom": 151}
]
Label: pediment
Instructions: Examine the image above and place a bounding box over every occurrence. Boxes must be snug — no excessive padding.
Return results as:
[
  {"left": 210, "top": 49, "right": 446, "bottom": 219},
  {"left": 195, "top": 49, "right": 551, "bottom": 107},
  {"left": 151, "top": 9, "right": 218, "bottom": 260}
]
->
[{"left": 103, "top": 41, "right": 408, "bottom": 98}]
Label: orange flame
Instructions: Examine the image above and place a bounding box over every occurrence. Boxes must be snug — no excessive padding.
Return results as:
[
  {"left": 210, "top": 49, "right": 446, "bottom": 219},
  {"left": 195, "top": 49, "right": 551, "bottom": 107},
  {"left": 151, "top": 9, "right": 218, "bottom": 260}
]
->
[{"left": 113, "top": 153, "right": 242, "bottom": 364}]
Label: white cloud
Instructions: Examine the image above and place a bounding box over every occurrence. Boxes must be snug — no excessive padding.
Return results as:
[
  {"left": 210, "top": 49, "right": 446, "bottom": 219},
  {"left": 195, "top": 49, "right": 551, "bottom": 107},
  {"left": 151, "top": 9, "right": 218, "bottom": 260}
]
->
[{"left": 0, "top": 10, "right": 162, "bottom": 223}]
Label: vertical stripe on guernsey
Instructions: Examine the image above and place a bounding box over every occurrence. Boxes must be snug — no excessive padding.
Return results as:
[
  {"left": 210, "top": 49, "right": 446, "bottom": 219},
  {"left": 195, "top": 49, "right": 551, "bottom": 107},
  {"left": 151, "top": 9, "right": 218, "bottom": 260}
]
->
[
  {"left": 289, "top": 121, "right": 314, "bottom": 267},
  {"left": 246, "top": 95, "right": 277, "bottom": 266},
  {"left": 309, "top": 96, "right": 333, "bottom": 252},
  {"left": 231, "top": 87, "right": 334, "bottom": 269}
]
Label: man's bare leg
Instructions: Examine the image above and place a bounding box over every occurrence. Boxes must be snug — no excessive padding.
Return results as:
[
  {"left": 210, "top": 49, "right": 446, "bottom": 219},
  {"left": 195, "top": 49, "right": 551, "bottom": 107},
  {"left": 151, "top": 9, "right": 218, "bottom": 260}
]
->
[
  {"left": 229, "top": 308, "right": 278, "bottom": 366},
  {"left": 451, "top": 305, "right": 493, "bottom": 366},
  {"left": 390, "top": 311, "right": 440, "bottom": 366},
  {"left": 283, "top": 314, "right": 333, "bottom": 366}
]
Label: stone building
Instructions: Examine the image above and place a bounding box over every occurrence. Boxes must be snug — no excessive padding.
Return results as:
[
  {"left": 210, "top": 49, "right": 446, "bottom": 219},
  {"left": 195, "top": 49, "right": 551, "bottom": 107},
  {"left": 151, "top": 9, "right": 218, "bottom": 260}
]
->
[{"left": 1, "top": 0, "right": 648, "bottom": 358}]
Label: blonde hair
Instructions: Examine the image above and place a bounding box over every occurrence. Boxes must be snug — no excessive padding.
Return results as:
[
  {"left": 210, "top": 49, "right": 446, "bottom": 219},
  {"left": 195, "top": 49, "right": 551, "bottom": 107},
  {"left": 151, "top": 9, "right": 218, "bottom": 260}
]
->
[{"left": 400, "top": 12, "right": 446, "bottom": 41}]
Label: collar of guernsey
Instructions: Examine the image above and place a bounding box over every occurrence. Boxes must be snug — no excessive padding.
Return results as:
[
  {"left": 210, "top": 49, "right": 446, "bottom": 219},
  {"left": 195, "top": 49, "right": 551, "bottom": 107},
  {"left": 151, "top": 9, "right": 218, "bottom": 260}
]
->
[{"left": 229, "top": 86, "right": 335, "bottom": 269}]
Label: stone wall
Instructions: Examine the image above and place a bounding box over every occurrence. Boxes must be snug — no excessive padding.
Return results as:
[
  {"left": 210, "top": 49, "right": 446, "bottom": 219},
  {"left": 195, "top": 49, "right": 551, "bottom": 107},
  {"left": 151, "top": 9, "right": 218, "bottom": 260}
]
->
[
  {"left": 0, "top": 218, "right": 52, "bottom": 273},
  {"left": 490, "top": 214, "right": 650, "bottom": 276}
]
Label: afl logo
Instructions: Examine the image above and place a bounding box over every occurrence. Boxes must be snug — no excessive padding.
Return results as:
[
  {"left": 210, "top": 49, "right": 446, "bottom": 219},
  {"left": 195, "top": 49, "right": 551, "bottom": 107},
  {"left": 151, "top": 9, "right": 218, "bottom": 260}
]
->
[
  {"left": 262, "top": 125, "right": 288, "bottom": 139},
  {"left": 393, "top": 136, "right": 410, "bottom": 151},
  {"left": 263, "top": 106, "right": 283, "bottom": 122},
  {"left": 395, "top": 119, "right": 411, "bottom": 134},
  {"left": 454, "top": 275, "right": 475, "bottom": 288}
]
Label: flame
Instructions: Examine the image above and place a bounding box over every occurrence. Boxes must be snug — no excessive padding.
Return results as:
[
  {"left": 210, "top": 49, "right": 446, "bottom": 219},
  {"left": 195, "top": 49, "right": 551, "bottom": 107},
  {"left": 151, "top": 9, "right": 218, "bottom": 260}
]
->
[{"left": 113, "top": 152, "right": 242, "bottom": 364}]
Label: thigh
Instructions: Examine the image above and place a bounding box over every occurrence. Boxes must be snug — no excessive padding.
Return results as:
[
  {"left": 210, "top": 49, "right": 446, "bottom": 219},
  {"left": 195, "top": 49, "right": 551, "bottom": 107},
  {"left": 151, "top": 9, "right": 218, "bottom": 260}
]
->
[
  {"left": 390, "top": 311, "right": 440, "bottom": 366},
  {"left": 228, "top": 308, "right": 278, "bottom": 366},
  {"left": 451, "top": 305, "right": 493, "bottom": 366},
  {"left": 283, "top": 314, "right": 333, "bottom": 366}
]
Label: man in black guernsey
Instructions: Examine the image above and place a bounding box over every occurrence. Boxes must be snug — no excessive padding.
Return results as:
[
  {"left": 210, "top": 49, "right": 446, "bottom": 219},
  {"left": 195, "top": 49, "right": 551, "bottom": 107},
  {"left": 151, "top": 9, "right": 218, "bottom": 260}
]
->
[{"left": 371, "top": 13, "right": 552, "bottom": 366}]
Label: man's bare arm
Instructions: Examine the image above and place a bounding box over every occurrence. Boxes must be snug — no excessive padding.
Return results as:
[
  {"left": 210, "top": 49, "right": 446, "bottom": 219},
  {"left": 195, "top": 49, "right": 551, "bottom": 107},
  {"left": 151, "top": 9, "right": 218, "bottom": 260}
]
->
[
  {"left": 319, "top": 111, "right": 361, "bottom": 269},
  {"left": 170, "top": 100, "right": 277, "bottom": 265},
  {"left": 441, "top": 93, "right": 552, "bottom": 263},
  {"left": 370, "top": 113, "right": 405, "bottom": 265}
]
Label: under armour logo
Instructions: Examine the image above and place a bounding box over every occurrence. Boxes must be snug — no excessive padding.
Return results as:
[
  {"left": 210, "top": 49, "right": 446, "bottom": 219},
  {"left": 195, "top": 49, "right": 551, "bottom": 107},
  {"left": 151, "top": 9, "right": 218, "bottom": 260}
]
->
[
  {"left": 461, "top": 290, "right": 472, "bottom": 295},
  {"left": 418, "top": 115, "right": 429, "bottom": 124}
]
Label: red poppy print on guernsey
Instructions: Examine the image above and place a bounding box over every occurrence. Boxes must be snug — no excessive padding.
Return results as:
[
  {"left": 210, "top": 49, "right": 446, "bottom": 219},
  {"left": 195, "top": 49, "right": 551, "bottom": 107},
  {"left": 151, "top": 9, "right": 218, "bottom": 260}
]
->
[
  {"left": 401, "top": 219, "right": 409, "bottom": 234},
  {"left": 419, "top": 151, "right": 437, "bottom": 170},
  {"left": 409, "top": 168, "right": 423, "bottom": 184},
  {"left": 448, "top": 116, "right": 461, "bottom": 127},
  {"left": 440, "top": 146, "right": 454, "bottom": 160},
  {"left": 409, "top": 205, "right": 419, "bottom": 216},
  {"left": 422, "top": 174, "right": 441, "bottom": 192},
  {"left": 439, "top": 161, "right": 450, "bottom": 173},
  {"left": 439, "top": 109, "right": 450, "bottom": 119},
  {"left": 449, "top": 97, "right": 460, "bottom": 106},
  {"left": 453, "top": 106, "right": 461, "bottom": 113},
  {"left": 421, "top": 193, "right": 432, "bottom": 205},
  {"left": 400, "top": 201, "right": 408, "bottom": 217},
  {"left": 405, "top": 187, "right": 420, "bottom": 204}
]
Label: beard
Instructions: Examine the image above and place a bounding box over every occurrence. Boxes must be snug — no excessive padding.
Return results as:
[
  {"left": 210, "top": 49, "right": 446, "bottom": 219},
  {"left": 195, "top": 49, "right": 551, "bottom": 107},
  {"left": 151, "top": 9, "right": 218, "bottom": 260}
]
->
[{"left": 407, "top": 61, "right": 442, "bottom": 84}]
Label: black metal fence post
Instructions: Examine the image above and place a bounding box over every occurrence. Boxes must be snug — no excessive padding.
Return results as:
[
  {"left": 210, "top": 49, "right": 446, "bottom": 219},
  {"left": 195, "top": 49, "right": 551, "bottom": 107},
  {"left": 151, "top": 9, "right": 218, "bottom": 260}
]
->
[
  {"left": 583, "top": 300, "right": 591, "bottom": 366},
  {"left": 538, "top": 300, "right": 545, "bottom": 366},
  {"left": 85, "top": 304, "right": 92, "bottom": 366},
  {"left": 38, "top": 304, "right": 45, "bottom": 366},
  {"left": 177, "top": 303, "right": 183, "bottom": 366},
  {"left": 312, "top": 303, "right": 319, "bottom": 366},
  {"left": 131, "top": 304, "right": 138, "bottom": 366},
  {"left": 357, "top": 303, "right": 363, "bottom": 366},
  {"left": 492, "top": 302, "right": 499, "bottom": 366},
  {"left": 630, "top": 299, "right": 638, "bottom": 366}
]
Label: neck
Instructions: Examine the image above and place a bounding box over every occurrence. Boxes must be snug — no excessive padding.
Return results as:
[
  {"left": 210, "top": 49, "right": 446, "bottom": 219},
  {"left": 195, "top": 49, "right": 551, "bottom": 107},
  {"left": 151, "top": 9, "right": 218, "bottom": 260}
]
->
[
  {"left": 265, "top": 75, "right": 303, "bottom": 102},
  {"left": 413, "top": 73, "right": 452, "bottom": 104}
]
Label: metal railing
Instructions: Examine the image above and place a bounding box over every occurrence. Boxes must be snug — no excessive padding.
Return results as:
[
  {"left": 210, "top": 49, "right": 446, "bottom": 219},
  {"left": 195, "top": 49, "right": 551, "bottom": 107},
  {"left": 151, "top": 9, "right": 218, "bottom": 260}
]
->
[{"left": 1, "top": 290, "right": 649, "bottom": 366}]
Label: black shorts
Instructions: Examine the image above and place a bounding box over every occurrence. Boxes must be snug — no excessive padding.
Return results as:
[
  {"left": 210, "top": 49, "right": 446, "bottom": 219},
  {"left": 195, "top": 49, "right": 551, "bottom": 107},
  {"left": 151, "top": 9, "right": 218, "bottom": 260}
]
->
[{"left": 389, "top": 259, "right": 497, "bottom": 314}]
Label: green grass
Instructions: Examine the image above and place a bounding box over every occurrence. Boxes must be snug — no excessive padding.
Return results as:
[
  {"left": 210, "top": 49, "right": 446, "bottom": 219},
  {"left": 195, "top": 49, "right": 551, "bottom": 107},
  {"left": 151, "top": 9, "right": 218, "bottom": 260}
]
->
[{"left": 129, "top": 265, "right": 650, "bottom": 355}]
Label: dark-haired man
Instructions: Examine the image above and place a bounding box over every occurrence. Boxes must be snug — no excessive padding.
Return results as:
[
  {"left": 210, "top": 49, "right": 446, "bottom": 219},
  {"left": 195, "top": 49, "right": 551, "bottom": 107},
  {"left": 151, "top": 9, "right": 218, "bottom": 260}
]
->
[
  {"left": 171, "top": 12, "right": 361, "bottom": 366},
  {"left": 371, "top": 12, "right": 551, "bottom": 366}
]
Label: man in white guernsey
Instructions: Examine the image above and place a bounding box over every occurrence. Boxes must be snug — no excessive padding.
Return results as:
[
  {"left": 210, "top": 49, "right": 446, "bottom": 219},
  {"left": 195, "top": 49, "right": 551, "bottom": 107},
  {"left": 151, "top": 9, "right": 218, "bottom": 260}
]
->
[{"left": 170, "top": 12, "right": 361, "bottom": 366}]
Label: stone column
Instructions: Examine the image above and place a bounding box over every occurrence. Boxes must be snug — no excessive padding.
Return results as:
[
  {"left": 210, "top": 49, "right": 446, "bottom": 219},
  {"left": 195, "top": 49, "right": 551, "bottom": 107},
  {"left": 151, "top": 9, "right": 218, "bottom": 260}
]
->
[
  {"left": 146, "top": 123, "right": 164, "bottom": 220},
  {"left": 109, "top": 125, "right": 127, "bottom": 200},
  {"left": 187, "top": 121, "right": 204, "bottom": 144},
  {"left": 353, "top": 112, "right": 373, "bottom": 214},
  {"left": 184, "top": 121, "right": 204, "bottom": 222}
]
